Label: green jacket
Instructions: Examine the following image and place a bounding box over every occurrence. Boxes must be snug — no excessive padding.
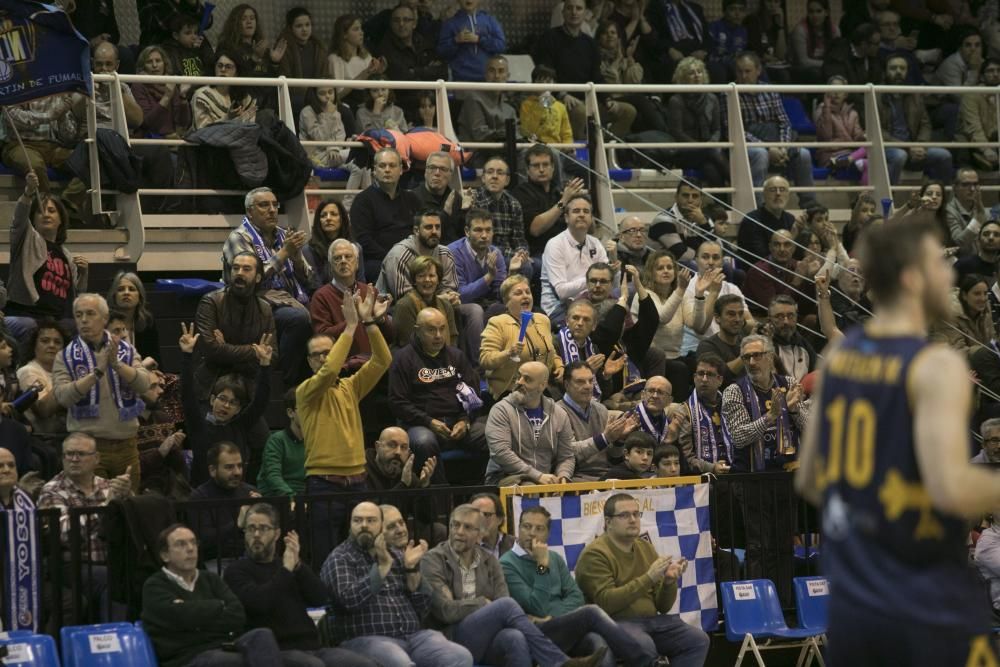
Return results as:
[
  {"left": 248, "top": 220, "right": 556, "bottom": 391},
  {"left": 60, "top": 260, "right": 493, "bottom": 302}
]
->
[
  {"left": 141, "top": 569, "right": 246, "bottom": 667},
  {"left": 499, "top": 544, "right": 584, "bottom": 617},
  {"left": 257, "top": 428, "right": 307, "bottom": 496}
]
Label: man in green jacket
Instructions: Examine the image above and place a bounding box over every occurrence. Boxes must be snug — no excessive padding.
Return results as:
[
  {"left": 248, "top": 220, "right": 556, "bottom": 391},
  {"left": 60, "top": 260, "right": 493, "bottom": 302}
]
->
[
  {"left": 140, "top": 523, "right": 284, "bottom": 667},
  {"left": 574, "top": 493, "right": 710, "bottom": 667},
  {"left": 500, "top": 505, "right": 658, "bottom": 667}
]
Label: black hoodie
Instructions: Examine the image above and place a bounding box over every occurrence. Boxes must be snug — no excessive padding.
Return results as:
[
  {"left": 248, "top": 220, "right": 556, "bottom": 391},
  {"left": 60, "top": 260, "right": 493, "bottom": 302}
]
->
[{"left": 388, "top": 338, "right": 481, "bottom": 427}]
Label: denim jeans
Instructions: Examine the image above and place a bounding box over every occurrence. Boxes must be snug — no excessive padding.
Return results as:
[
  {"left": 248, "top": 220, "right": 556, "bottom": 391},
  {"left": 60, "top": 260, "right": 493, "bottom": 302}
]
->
[
  {"left": 884, "top": 147, "right": 954, "bottom": 184},
  {"left": 540, "top": 605, "right": 658, "bottom": 667},
  {"left": 305, "top": 475, "right": 368, "bottom": 566},
  {"left": 456, "top": 302, "right": 485, "bottom": 367},
  {"left": 747, "top": 146, "right": 816, "bottom": 208},
  {"left": 186, "top": 627, "right": 283, "bottom": 667},
  {"left": 453, "top": 597, "right": 569, "bottom": 667},
  {"left": 279, "top": 647, "right": 378, "bottom": 667},
  {"left": 339, "top": 629, "right": 473, "bottom": 667},
  {"left": 407, "top": 419, "right": 488, "bottom": 470},
  {"left": 618, "top": 615, "right": 711, "bottom": 667},
  {"left": 272, "top": 304, "right": 313, "bottom": 387}
]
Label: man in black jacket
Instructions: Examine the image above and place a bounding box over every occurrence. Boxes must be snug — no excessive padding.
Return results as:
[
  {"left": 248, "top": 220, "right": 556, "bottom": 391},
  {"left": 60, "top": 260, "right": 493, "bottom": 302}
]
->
[
  {"left": 223, "top": 504, "right": 376, "bottom": 667},
  {"left": 387, "top": 308, "right": 487, "bottom": 468}
]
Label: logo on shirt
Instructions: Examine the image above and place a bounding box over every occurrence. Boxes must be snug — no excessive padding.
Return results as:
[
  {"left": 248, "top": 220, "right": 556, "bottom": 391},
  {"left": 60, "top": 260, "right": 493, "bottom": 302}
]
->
[{"left": 417, "top": 366, "right": 457, "bottom": 383}]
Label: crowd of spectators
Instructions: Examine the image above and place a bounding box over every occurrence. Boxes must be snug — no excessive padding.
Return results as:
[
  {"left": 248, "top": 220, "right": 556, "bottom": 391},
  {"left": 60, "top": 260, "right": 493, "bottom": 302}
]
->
[{"left": 4, "top": 0, "right": 1000, "bottom": 661}]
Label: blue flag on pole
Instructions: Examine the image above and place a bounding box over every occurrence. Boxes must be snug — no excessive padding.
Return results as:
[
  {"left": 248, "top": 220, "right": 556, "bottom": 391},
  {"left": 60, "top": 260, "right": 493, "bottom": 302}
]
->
[{"left": 0, "top": 0, "right": 91, "bottom": 105}]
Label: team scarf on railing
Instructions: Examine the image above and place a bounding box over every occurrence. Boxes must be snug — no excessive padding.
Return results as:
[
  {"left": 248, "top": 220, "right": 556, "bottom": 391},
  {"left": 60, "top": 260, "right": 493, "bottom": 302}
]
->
[
  {"left": 4, "top": 488, "right": 40, "bottom": 631},
  {"left": 734, "top": 374, "right": 793, "bottom": 471},
  {"left": 241, "top": 218, "right": 309, "bottom": 305},
  {"left": 62, "top": 332, "right": 144, "bottom": 421},
  {"left": 557, "top": 327, "right": 601, "bottom": 398},
  {"left": 661, "top": 0, "right": 703, "bottom": 44},
  {"left": 688, "top": 391, "right": 732, "bottom": 464}
]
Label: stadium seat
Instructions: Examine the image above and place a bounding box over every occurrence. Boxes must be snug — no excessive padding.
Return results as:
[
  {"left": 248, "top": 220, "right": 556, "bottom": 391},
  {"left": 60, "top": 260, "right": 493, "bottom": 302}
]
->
[
  {"left": 782, "top": 97, "right": 816, "bottom": 135},
  {"left": 0, "top": 632, "right": 60, "bottom": 667},
  {"left": 60, "top": 623, "right": 158, "bottom": 667},
  {"left": 793, "top": 576, "right": 829, "bottom": 633},
  {"left": 721, "top": 579, "right": 826, "bottom": 667}
]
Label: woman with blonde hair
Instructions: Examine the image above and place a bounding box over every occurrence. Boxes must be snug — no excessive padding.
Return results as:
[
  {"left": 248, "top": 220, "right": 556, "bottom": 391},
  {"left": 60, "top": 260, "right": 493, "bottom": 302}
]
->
[
  {"left": 131, "top": 45, "right": 191, "bottom": 137},
  {"left": 664, "top": 57, "right": 728, "bottom": 186}
]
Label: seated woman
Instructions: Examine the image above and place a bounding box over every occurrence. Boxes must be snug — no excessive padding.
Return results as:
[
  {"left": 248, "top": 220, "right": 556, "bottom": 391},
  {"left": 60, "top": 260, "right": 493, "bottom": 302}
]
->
[
  {"left": 106, "top": 271, "right": 160, "bottom": 361},
  {"left": 480, "top": 274, "right": 564, "bottom": 400},
  {"left": 393, "top": 256, "right": 458, "bottom": 347},
  {"left": 301, "top": 199, "right": 365, "bottom": 287},
  {"left": 0, "top": 334, "right": 37, "bottom": 474},
  {"left": 190, "top": 50, "right": 257, "bottom": 129},
  {"left": 16, "top": 320, "right": 68, "bottom": 448},
  {"left": 930, "top": 273, "right": 995, "bottom": 357},
  {"left": 789, "top": 0, "right": 838, "bottom": 83},
  {"left": 216, "top": 3, "right": 283, "bottom": 110},
  {"left": 409, "top": 91, "right": 438, "bottom": 130},
  {"left": 664, "top": 57, "right": 729, "bottom": 187},
  {"left": 4, "top": 172, "right": 88, "bottom": 340},
  {"left": 131, "top": 45, "right": 191, "bottom": 138},
  {"left": 299, "top": 87, "right": 347, "bottom": 168}
]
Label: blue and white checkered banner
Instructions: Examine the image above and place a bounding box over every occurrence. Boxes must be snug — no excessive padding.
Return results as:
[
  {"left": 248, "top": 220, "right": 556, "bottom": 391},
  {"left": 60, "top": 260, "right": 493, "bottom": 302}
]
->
[{"left": 511, "top": 483, "right": 719, "bottom": 632}]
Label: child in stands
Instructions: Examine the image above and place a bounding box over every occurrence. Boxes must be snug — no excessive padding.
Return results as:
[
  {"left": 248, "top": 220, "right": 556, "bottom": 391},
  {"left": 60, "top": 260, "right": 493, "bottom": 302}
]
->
[{"left": 299, "top": 87, "right": 347, "bottom": 167}]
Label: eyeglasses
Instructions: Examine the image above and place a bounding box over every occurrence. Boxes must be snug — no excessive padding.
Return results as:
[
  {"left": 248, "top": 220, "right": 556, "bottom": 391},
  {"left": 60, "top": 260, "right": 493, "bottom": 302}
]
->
[
  {"left": 983, "top": 438, "right": 1000, "bottom": 446},
  {"left": 484, "top": 168, "right": 509, "bottom": 176},
  {"left": 644, "top": 388, "right": 672, "bottom": 397},
  {"left": 620, "top": 228, "right": 645, "bottom": 236},
  {"left": 244, "top": 524, "right": 275, "bottom": 535},
  {"left": 610, "top": 511, "right": 643, "bottom": 520},
  {"left": 695, "top": 371, "right": 719, "bottom": 379},
  {"left": 64, "top": 450, "right": 97, "bottom": 459},
  {"left": 741, "top": 351, "right": 769, "bottom": 362},
  {"left": 426, "top": 164, "right": 451, "bottom": 173},
  {"left": 213, "top": 395, "right": 241, "bottom": 407}
]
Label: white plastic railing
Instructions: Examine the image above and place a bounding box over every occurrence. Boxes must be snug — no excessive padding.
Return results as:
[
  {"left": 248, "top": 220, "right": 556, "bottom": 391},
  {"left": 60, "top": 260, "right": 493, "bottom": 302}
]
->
[{"left": 85, "top": 73, "right": 1000, "bottom": 261}]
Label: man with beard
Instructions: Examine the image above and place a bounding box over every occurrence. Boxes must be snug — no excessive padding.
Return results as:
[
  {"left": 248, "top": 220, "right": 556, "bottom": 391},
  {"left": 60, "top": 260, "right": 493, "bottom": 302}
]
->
[
  {"left": 388, "top": 308, "right": 487, "bottom": 465},
  {"left": 512, "top": 144, "right": 587, "bottom": 260},
  {"left": 767, "top": 296, "right": 816, "bottom": 382},
  {"left": 321, "top": 502, "right": 472, "bottom": 667},
  {"left": 609, "top": 217, "right": 655, "bottom": 270},
  {"left": 541, "top": 195, "right": 611, "bottom": 324},
  {"left": 448, "top": 209, "right": 532, "bottom": 312},
  {"left": 309, "top": 240, "right": 393, "bottom": 374},
  {"left": 878, "top": 55, "right": 954, "bottom": 184},
  {"left": 558, "top": 361, "right": 638, "bottom": 482},
  {"left": 676, "top": 355, "right": 732, "bottom": 474},
  {"left": 410, "top": 152, "right": 466, "bottom": 242},
  {"left": 696, "top": 294, "right": 748, "bottom": 385},
  {"left": 190, "top": 442, "right": 261, "bottom": 566},
  {"left": 195, "top": 252, "right": 275, "bottom": 400},
  {"left": 484, "top": 361, "right": 576, "bottom": 486},
  {"left": 946, "top": 168, "right": 990, "bottom": 256},
  {"left": 470, "top": 157, "right": 531, "bottom": 265},
  {"left": 955, "top": 220, "right": 1000, "bottom": 280},
  {"left": 223, "top": 503, "right": 377, "bottom": 667},
  {"left": 365, "top": 426, "right": 444, "bottom": 529},
  {"left": 420, "top": 504, "right": 608, "bottom": 667},
  {"left": 222, "top": 187, "right": 313, "bottom": 386},
  {"left": 353, "top": 147, "right": 423, "bottom": 280},
  {"left": 744, "top": 230, "right": 815, "bottom": 319}
]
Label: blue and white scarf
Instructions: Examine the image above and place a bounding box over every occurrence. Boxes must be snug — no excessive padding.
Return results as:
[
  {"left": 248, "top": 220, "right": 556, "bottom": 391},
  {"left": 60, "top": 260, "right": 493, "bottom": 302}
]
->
[
  {"left": 62, "top": 332, "right": 144, "bottom": 421},
  {"left": 663, "top": 0, "right": 703, "bottom": 44},
  {"left": 241, "top": 218, "right": 309, "bottom": 305},
  {"left": 636, "top": 401, "right": 669, "bottom": 444},
  {"left": 688, "top": 391, "right": 732, "bottom": 464},
  {"left": 4, "top": 487, "right": 40, "bottom": 631},
  {"left": 558, "top": 326, "right": 601, "bottom": 399},
  {"left": 734, "top": 374, "right": 796, "bottom": 471}
]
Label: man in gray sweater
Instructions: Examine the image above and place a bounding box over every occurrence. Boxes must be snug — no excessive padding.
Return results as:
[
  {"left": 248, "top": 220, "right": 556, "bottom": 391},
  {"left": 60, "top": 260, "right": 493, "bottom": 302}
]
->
[{"left": 484, "top": 361, "right": 576, "bottom": 486}]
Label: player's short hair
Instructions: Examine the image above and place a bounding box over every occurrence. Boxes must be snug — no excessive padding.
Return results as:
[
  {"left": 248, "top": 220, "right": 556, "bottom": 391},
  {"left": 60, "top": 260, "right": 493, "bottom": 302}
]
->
[{"left": 858, "top": 215, "right": 941, "bottom": 305}]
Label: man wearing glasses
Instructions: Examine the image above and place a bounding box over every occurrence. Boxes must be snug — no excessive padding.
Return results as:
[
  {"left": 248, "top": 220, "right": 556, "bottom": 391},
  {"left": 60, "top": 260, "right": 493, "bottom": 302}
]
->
[
  {"left": 676, "top": 355, "right": 732, "bottom": 475},
  {"left": 223, "top": 503, "right": 377, "bottom": 667},
  {"left": 513, "top": 144, "right": 586, "bottom": 259},
  {"left": 947, "top": 168, "right": 991, "bottom": 258},
  {"left": 541, "top": 194, "right": 611, "bottom": 325},
  {"left": 411, "top": 152, "right": 466, "bottom": 242},
  {"left": 471, "top": 156, "right": 531, "bottom": 267},
  {"left": 575, "top": 493, "right": 711, "bottom": 667}
]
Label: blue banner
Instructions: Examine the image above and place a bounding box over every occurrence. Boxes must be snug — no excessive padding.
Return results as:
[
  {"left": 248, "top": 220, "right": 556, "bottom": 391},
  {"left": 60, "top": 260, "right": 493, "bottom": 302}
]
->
[
  {"left": 4, "top": 488, "right": 39, "bottom": 632},
  {"left": 0, "top": 0, "right": 91, "bottom": 105}
]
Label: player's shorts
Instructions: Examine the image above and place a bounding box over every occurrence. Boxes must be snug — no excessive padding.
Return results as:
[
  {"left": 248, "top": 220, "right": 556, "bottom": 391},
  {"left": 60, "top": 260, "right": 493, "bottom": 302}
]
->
[{"left": 828, "top": 597, "right": 999, "bottom": 667}]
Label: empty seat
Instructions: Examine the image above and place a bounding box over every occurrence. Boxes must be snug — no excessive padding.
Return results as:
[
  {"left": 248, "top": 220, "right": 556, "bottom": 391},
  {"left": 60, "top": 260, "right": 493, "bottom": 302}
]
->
[
  {"left": 793, "top": 576, "right": 830, "bottom": 633},
  {"left": 0, "top": 632, "right": 60, "bottom": 667},
  {"left": 60, "top": 623, "right": 158, "bottom": 667}
]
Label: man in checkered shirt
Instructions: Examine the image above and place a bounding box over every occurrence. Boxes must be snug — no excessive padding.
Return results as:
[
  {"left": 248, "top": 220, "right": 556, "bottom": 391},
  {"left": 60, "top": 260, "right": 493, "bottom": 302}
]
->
[{"left": 320, "top": 501, "right": 473, "bottom": 667}]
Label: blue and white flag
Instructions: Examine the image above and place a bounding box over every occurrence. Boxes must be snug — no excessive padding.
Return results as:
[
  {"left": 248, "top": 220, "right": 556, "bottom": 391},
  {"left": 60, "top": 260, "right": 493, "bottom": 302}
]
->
[
  {"left": 0, "top": 1, "right": 91, "bottom": 105},
  {"left": 512, "top": 483, "right": 719, "bottom": 632}
]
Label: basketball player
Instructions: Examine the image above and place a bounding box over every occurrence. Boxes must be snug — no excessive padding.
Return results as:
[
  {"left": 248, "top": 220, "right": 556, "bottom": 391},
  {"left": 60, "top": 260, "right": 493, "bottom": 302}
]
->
[{"left": 797, "top": 216, "right": 1000, "bottom": 666}]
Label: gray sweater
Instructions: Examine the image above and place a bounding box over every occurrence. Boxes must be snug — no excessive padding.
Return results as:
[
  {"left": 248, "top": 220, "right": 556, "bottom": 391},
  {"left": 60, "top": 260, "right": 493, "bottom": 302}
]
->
[
  {"left": 420, "top": 541, "right": 509, "bottom": 632},
  {"left": 556, "top": 398, "right": 622, "bottom": 481},
  {"left": 485, "top": 394, "right": 576, "bottom": 484}
]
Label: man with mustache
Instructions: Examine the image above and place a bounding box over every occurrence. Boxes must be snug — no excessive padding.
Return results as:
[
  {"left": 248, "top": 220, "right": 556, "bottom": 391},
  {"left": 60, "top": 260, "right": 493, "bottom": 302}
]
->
[
  {"left": 194, "top": 252, "right": 275, "bottom": 401},
  {"left": 365, "top": 426, "right": 444, "bottom": 529},
  {"left": 223, "top": 503, "right": 377, "bottom": 667},
  {"left": 321, "top": 501, "right": 472, "bottom": 667}
]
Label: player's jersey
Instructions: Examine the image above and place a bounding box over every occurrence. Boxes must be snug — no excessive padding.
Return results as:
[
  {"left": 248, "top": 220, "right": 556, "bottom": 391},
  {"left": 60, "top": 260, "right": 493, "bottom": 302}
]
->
[{"left": 815, "top": 325, "right": 985, "bottom": 629}]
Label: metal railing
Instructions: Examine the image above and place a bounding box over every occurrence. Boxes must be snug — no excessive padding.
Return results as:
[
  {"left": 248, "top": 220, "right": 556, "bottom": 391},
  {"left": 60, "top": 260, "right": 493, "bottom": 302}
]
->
[{"left": 79, "top": 72, "right": 1000, "bottom": 266}]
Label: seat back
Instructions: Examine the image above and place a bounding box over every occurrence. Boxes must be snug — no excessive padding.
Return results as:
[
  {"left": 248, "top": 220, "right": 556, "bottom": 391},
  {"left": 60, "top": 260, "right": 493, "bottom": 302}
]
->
[
  {"left": 0, "top": 632, "right": 60, "bottom": 667},
  {"left": 793, "top": 576, "right": 830, "bottom": 631},
  {"left": 720, "top": 579, "right": 789, "bottom": 642},
  {"left": 60, "top": 623, "right": 158, "bottom": 667}
]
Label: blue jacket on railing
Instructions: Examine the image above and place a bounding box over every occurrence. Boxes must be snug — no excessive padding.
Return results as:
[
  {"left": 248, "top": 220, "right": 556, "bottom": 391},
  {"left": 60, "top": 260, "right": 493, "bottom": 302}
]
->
[{"left": 437, "top": 9, "right": 506, "bottom": 82}]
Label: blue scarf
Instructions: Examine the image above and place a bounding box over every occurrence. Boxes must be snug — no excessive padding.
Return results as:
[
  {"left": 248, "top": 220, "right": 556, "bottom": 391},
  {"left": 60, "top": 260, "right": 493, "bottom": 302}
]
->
[
  {"left": 734, "top": 374, "right": 795, "bottom": 471},
  {"left": 4, "top": 487, "right": 39, "bottom": 631},
  {"left": 635, "top": 402, "right": 669, "bottom": 443},
  {"left": 62, "top": 332, "right": 144, "bottom": 422},
  {"left": 241, "top": 218, "right": 308, "bottom": 305},
  {"left": 688, "top": 391, "right": 732, "bottom": 464},
  {"left": 558, "top": 326, "right": 601, "bottom": 399},
  {"left": 663, "top": 0, "right": 703, "bottom": 44}
]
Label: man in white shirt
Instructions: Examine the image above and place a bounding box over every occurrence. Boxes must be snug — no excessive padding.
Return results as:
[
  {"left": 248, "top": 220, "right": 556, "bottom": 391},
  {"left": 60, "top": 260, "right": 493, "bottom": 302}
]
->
[{"left": 540, "top": 195, "right": 610, "bottom": 324}]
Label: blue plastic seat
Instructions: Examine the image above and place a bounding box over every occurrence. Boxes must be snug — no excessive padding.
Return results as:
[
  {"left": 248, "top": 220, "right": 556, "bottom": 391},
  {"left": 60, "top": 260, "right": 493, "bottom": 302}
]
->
[
  {"left": 60, "top": 623, "right": 158, "bottom": 667},
  {"left": 782, "top": 97, "right": 816, "bottom": 135},
  {"left": 0, "top": 632, "right": 60, "bottom": 667},
  {"left": 721, "top": 579, "right": 826, "bottom": 667},
  {"left": 793, "top": 576, "right": 830, "bottom": 633},
  {"left": 154, "top": 278, "right": 223, "bottom": 296}
]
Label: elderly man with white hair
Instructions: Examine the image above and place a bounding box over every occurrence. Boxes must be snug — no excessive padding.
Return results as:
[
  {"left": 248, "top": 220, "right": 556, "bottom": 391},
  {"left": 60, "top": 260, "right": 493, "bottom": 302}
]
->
[{"left": 52, "top": 293, "right": 151, "bottom": 491}]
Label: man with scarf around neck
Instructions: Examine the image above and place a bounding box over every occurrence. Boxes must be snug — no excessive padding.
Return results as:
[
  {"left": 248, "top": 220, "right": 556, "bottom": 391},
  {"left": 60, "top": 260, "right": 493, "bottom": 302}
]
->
[
  {"left": 388, "top": 308, "right": 487, "bottom": 470},
  {"left": 557, "top": 361, "right": 640, "bottom": 481},
  {"left": 484, "top": 361, "right": 576, "bottom": 486},
  {"left": 721, "top": 333, "right": 806, "bottom": 600},
  {"left": 309, "top": 240, "right": 393, "bottom": 374},
  {"left": 53, "top": 293, "right": 151, "bottom": 492},
  {"left": 195, "top": 252, "right": 276, "bottom": 401},
  {"left": 676, "top": 355, "right": 732, "bottom": 475},
  {"left": 222, "top": 186, "right": 314, "bottom": 387},
  {"left": 627, "top": 376, "right": 687, "bottom": 450}
]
